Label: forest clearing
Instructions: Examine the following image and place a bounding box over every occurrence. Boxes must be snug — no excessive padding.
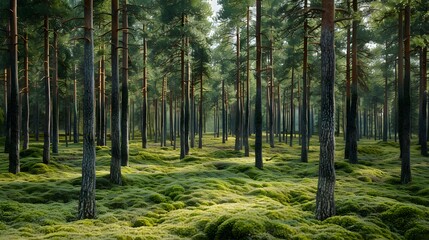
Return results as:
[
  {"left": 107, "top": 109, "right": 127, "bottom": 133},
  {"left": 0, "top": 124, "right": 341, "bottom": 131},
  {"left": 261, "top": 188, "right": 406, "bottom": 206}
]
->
[
  {"left": 1, "top": 0, "right": 429, "bottom": 239},
  {"left": 1, "top": 136, "right": 429, "bottom": 239}
]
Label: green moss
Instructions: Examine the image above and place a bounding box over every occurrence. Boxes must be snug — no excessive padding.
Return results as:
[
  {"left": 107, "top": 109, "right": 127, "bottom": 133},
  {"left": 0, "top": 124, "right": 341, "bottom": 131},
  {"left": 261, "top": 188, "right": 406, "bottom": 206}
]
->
[
  {"left": 405, "top": 224, "right": 429, "bottom": 240},
  {"left": 20, "top": 148, "right": 43, "bottom": 158},
  {"left": 183, "top": 156, "right": 203, "bottom": 162},
  {"left": 163, "top": 184, "right": 185, "bottom": 200},
  {"left": 265, "top": 221, "right": 296, "bottom": 238},
  {"left": 172, "top": 201, "right": 186, "bottom": 209},
  {"left": 204, "top": 215, "right": 231, "bottom": 239},
  {"left": 334, "top": 161, "right": 354, "bottom": 173},
  {"left": 99, "top": 214, "right": 119, "bottom": 224},
  {"left": 148, "top": 193, "right": 167, "bottom": 204},
  {"left": 170, "top": 225, "right": 198, "bottom": 237},
  {"left": 381, "top": 205, "right": 425, "bottom": 233},
  {"left": 208, "top": 150, "right": 242, "bottom": 158},
  {"left": 358, "top": 145, "right": 384, "bottom": 155},
  {"left": 215, "top": 217, "right": 266, "bottom": 240},
  {"left": 191, "top": 233, "right": 209, "bottom": 240},
  {"left": 132, "top": 217, "right": 154, "bottom": 227},
  {"left": 357, "top": 176, "right": 372, "bottom": 182}
]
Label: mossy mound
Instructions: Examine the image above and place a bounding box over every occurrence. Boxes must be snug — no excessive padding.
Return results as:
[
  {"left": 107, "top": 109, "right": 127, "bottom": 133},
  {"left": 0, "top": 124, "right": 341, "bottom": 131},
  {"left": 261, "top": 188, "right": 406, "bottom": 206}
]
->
[
  {"left": 381, "top": 204, "right": 426, "bottom": 234},
  {"left": 334, "top": 161, "right": 354, "bottom": 173},
  {"left": 20, "top": 148, "right": 43, "bottom": 158},
  {"left": 207, "top": 150, "right": 243, "bottom": 159},
  {"left": 21, "top": 163, "right": 52, "bottom": 174},
  {"left": 358, "top": 145, "right": 384, "bottom": 155},
  {"left": 204, "top": 215, "right": 266, "bottom": 240}
]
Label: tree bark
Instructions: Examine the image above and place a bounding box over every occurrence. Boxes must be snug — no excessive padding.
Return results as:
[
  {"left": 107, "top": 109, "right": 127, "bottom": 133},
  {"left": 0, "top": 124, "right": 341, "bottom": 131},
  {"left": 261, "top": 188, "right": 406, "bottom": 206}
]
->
[
  {"left": 244, "top": 6, "right": 250, "bottom": 156},
  {"left": 198, "top": 63, "right": 203, "bottom": 148},
  {"left": 180, "top": 13, "right": 186, "bottom": 159},
  {"left": 290, "top": 68, "right": 295, "bottom": 147},
  {"left": 121, "top": 0, "right": 129, "bottom": 167},
  {"left": 400, "top": 3, "right": 411, "bottom": 184},
  {"left": 255, "top": 0, "right": 263, "bottom": 169},
  {"left": 383, "top": 41, "right": 389, "bottom": 142},
  {"left": 110, "top": 0, "right": 122, "bottom": 185},
  {"left": 316, "top": 0, "right": 336, "bottom": 221},
  {"left": 142, "top": 28, "right": 148, "bottom": 148},
  {"left": 78, "top": 0, "right": 96, "bottom": 219},
  {"left": 43, "top": 15, "right": 51, "bottom": 165},
  {"left": 269, "top": 39, "right": 275, "bottom": 148},
  {"left": 301, "top": 0, "right": 309, "bottom": 162},
  {"left": 73, "top": 65, "right": 79, "bottom": 143},
  {"left": 235, "top": 26, "right": 242, "bottom": 151},
  {"left": 8, "top": 0, "right": 20, "bottom": 174},
  {"left": 23, "top": 32, "right": 29, "bottom": 150},
  {"left": 52, "top": 31, "right": 59, "bottom": 154},
  {"left": 419, "top": 47, "right": 427, "bottom": 156},
  {"left": 345, "top": 26, "right": 351, "bottom": 159},
  {"left": 348, "top": 0, "right": 358, "bottom": 164}
]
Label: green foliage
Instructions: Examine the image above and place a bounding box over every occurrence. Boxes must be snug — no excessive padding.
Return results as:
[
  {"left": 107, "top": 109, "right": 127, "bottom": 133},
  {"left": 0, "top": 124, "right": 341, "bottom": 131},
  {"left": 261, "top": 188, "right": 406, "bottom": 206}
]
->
[{"left": 381, "top": 205, "right": 425, "bottom": 234}]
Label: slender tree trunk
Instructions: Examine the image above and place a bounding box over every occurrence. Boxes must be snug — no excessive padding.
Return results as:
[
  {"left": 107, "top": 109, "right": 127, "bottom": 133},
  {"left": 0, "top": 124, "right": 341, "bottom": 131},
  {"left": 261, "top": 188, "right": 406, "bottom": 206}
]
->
[
  {"left": 255, "top": 0, "right": 263, "bottom": 169},
  {"left": 142, "top": 30, "right": 148, "bottom": 148},
  {"left": 73, "top": 65, "right": 79, "bottom": 143},
  {"left": 198, "top": 65, "right": 203, "bottom": 148},
  {"left": 170, "top": 92, "right": 174, "bottom": 146},
  {"left": 180, "top": 13, "right": 186, "bottom": 159},
  {"left": 4, "top": 25, "right": 11, "bottom": 153},
  {"left": 394, "top": 59, "right": 398, "bottom": 142},
  {"left": 222, "top": 80, "right": 226, "bottom": 143},
  {"left": 121, "top": 0, "right": 129, "bottom": 166},
  {"left": 269, "top": 39, "right": 275, "bottom": 148},
  {"left": 244, "top": 6, "right": 250, "bottom": 156},
  {"left": 349, "top": 0, "right": 358, "bottom": 164},
  {"left": 3, "top": 69, "right": 7, "bottom": 139},
  {"left": 400, "top": 3, "right": 411, "bottom": 184},
  {"left": 398, "top": 9, "right": 404, "bottom": 156},
  {"left": 98, "top": 46, "right": 106, "bottom": 146},
  {"left": 190, "top": 76, "right": 195, "bottom": 148},
  {"left": 78, "top": 0, "right": 96, "bottom": 219},
  {"left": 110, "top": 0, "right": 122, "bottom": 184},
  {"left": 345, "top": 26, "right": 351, "bottom": 159},
  {"left": 235, "top": 26, "right": 242, "bottom": 151},
  {"left": 316, "top": 0, "right": 336, "bottom": 221},
  {"left": 43, "top": 16, "right": 51, "bottom": 165},
  {"left": 185, "top": 32, "right": 191, "bottom": 155},
  {"left": 8, "top": 0, "right": 19, "bottom": 173},
  {"left": 419, "top": 47, "right": 427, "bottom": 155},
  {"left": 23, "top": 32, "right": 29, "bottom": 150},
  {"left": 161, "top": 77, "right": 166, "bottom": 147},
  {"left": 290, "top": 68, "right": 295, "bottom": 146},
  {"left": 301, "top": 0, "right": 308, "bottom": 162},
  {"left": 383, "top": 46, "right": 388, "bottom": 142},
  {"left": 52, "top": 31, "right": 59, "bottom": 154}
]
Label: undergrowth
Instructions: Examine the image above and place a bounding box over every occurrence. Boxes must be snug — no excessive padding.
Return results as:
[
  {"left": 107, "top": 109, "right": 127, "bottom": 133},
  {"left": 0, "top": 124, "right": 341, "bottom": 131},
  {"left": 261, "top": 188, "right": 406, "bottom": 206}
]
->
[{"left": 0, "top": 136, "right": 428, "bottom": 239}]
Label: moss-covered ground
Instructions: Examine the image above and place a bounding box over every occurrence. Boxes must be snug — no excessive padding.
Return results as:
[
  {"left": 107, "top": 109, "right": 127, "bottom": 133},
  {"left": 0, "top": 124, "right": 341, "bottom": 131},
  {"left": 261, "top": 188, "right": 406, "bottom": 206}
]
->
[{"left": 0, "top": 135, "right": 428, "bottom": 239}]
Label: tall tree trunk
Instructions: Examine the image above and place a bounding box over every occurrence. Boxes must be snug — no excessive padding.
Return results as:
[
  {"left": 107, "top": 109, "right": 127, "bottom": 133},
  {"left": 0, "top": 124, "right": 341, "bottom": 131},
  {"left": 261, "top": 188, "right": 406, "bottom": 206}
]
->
[
  {"left": 398, "top": 9, "right": 404, "bottom": 155},
  {"left": 400, "top": 3, "right": 411, "bottom": 184},
  {"left": 198, "top": 64, "right": 203, "bottom": 148},
  {"left": 244, "top": 6, "right": 250, "bottom": 156},
  {"left": 349, "top": 0, "right": 358, "bottom": 164},
  {"left": 52, "top": 31, "right": 59, "bottom": 154},
  {"left": 8, "top": 0, "right": 19, "bottom": 173},
  {"left": 419, "top": 47, "right": 427, "bottom": 155},
  {"left": 43, "top": 16, "right": 51, "bottom": 165},
  {"left": 142, "top": 29, "right": 148, "bottom": 148},
  {"left": 345, "top": 25, "right": 351, "bottom": 159},
  {"left": 185, "top": 31, "right": 190, "bottom": 155},
  {"left": 290, "top": 68, "right": 295, "bottom": 146},
  {"left": 98, "top": 46, "right": 106, "bottom": 146},
  {"left": 222, "top": 80, "right": 226, "bottom": 143},
  {"left": 78, "top": 0, "right": 96, "bottom": 219},
  {"left": 235, "top": 26, "right": 242, "bottom": 151},
  {"left": 269, "top": 39, "right": 275, "bottom": 148},
  {"left": 383, "top": 41, "right": 388, "bottom": 142},
  {"left": 110, "top": 0, "right": 122, "bottom": 184},
  {"left": 23, "top": 32, "right": 29, "bottom": 150},
  {"left": 73, "top": 65, "right": 79, "bottom": 143},
  {"left": 255, "top": 0, "right": 263, "bottom": 169},
  {"left": 180, "top": 13, "right": 186, "bottom": 159},
  {"left": 301, "top": 0, "right": 309, "bottom": 162},
  {"left": 161, "top": 77, "right": 166, "bottom": 147},
  {"left": 3, "top": 69, "right": 7, "bottom": 138},
  {"left": 121, "top": 0, "right": 129, "bottom": 166},
  {"left": 4, "top": 24, "right": 11, "bottom": 153},
  {"left": 190, "top": 76, "right": 195, "bottom": 148},
  {"left": 316, "top": 0, "right": 336, "bottom": 221}
]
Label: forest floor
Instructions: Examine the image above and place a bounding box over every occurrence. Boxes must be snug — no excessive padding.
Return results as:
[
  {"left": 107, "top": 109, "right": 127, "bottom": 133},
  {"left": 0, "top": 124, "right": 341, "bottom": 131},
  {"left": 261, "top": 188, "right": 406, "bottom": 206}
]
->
[{"left": 0, "top": 135, "right": 429, "bottom": 240}]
